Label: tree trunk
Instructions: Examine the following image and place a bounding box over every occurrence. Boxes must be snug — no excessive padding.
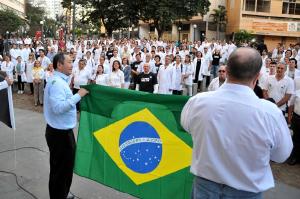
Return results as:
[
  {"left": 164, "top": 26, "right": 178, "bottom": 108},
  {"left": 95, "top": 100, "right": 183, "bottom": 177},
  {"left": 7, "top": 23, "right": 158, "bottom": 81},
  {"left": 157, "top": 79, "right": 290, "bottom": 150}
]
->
[
  {"left": 216, "top": 23, "right": 220, "bottom": 40},
  {"left": 154, "top": 21, "right": 164, "bottom": 40},
  {"left": 107, "top": 29, "right": 113, "bottom": 38}
]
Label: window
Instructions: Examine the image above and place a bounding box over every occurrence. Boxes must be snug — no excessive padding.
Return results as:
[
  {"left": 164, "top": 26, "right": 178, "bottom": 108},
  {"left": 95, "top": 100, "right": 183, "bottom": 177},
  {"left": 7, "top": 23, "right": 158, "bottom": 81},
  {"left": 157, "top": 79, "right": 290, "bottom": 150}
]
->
[
  {"left": 244, "top": 0, "right": 271, "bottom": 12},
  {"left": 282, "top": 0, "right": 300, "bottom": 15},
  {"left": 245, "top": 0, "right": 256, "bottom": 11},
  {"left": 257, "top": 0, "right": 271, "bottom": 12}
]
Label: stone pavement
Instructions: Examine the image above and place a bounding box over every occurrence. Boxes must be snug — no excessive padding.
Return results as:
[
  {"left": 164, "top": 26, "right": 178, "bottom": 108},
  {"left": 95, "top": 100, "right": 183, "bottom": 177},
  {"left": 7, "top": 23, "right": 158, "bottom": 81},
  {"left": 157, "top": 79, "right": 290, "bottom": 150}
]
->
[{"left": 0, "top": 108, "right": 300, "bottom": 199}]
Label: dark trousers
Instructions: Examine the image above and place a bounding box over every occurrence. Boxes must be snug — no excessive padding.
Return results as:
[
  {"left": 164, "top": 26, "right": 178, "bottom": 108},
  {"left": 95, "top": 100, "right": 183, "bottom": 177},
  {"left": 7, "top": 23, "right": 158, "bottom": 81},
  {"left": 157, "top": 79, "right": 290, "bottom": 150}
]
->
[
  {"left": 45, "top": 124, "right": 76, "bottom": 199},
  {"left": 291, "top": 113, "right": 300, "bottom": 160},
  {"left": 17, "top": 75, "right": 24, "bottom": 91},
  {"left": 172, "top": 90, "right": 182, "bottom": 95}
]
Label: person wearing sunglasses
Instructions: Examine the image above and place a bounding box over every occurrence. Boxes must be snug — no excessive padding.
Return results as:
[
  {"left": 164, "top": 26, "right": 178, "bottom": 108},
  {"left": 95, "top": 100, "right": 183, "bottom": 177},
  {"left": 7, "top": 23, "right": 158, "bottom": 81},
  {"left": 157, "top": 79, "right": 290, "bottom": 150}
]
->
[{"left": 208, "top": 64, "right": 226, "bottom": 91}]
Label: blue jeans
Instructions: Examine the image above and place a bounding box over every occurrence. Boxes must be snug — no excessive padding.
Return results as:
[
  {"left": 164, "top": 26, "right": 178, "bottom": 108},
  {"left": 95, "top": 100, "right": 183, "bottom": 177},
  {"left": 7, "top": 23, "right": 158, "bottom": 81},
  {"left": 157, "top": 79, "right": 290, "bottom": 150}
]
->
[
  {"left": 211, "top": 65, "right": 220, "bottom": 78},
  {"left": 191, "top": 176, "right": 263, "bottom": 199}
]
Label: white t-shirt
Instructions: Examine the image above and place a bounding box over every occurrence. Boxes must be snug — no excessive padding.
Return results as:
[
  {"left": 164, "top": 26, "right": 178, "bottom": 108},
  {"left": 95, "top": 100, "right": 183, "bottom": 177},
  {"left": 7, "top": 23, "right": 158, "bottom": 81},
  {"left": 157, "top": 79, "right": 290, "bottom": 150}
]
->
[
  {"left": 72, "top": 67, "right": 91, "bottom": 89},
  {"left": 108, "top": 70, "right": 124, "bottom": 88},
  {"left": 263, "top": 75, "right": 294, "bottom": 110},
  {"left": 95, "top": 74, "right": 109, "bottom": 86},
  {"left": 181, "top": 83, "right": 292, "bottom": 193}
]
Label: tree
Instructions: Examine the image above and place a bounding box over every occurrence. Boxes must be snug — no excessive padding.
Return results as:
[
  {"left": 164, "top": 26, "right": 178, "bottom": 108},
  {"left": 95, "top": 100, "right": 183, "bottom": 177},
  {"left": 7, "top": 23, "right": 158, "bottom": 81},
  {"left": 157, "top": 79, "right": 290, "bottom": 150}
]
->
[
  {"left": 0, "top": 9, "right": 24, "bottom": 35},
  {"left": 61, "top": 0, "right": 210, "bottom": 39},
  {"left": 209, "top": 5, "right": 227, "bottom": 40},
  {"left": 234, "top": 30, "right": 254, "bottom": 46},
  {"left": 25, "top": 3, "right": 45, "bottom": 36},
  {"left": 139, "top": 0, "right": 211, "bottom": 39}
]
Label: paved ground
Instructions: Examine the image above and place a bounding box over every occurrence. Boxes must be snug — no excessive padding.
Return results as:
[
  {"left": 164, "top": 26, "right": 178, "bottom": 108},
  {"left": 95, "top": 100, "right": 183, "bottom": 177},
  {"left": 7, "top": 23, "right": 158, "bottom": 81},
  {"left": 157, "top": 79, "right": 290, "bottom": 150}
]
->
[{"left": 0, "top": 89, "right": 299, "bottom": 199}]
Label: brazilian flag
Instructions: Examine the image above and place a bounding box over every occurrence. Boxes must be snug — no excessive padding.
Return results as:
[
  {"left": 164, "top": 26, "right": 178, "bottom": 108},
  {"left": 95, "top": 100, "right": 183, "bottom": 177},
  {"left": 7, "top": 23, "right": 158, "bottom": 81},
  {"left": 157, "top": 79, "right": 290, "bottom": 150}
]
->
[{"left": 75, "top": 85, "right": 193, "bottom": 199}]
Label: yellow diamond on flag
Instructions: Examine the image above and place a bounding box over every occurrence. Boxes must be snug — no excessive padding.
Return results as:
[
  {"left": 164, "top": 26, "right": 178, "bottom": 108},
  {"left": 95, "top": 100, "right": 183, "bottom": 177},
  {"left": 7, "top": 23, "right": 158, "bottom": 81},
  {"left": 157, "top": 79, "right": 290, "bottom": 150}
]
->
[{"left": 93, "top": 108, "right": 192, "bottom": 185}]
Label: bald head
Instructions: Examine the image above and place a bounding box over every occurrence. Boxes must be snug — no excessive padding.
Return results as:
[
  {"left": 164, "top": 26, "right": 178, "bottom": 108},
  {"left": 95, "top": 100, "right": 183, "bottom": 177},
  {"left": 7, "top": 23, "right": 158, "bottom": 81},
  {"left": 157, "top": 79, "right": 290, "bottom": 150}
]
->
[{"left": 227, "top": 48, "right": 262, "bottom": 82}]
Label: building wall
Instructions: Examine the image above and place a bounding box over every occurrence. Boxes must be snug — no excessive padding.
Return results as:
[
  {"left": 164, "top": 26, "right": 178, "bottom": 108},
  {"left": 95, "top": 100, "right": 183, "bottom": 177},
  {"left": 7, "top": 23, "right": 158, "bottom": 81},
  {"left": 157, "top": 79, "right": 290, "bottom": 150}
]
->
[
  {"left": 0, "top": 0, "right": 25, "bottom": 18},
  {"left": 226, "top": 0, "right": 300, "bottom": 48},
  {"left": 29, "top": 0, "right": 63, "bottom": 19},
  {"left": 139, "top": 0, "right": 226, "bottom": 41},
  {"left": 226, "top": 0, "right": 242, "bottom": 34}
]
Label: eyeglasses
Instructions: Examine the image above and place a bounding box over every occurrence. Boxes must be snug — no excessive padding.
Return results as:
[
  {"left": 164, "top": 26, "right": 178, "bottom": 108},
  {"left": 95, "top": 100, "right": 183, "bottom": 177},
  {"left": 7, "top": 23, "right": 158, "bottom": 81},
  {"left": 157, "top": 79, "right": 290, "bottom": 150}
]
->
[{"left": 218, "top": 70, "right": 225, "bottom": 73}]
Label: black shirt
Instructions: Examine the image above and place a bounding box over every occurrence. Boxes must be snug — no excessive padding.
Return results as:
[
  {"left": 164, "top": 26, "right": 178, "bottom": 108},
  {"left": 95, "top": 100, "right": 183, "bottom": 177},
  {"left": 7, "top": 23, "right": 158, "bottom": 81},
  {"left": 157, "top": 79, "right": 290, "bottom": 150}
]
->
[
  {"left": 131, "top": 61, "right": 143, "bottom": 83},
  {"left": 212, "top": 53, "right": 221, "bottom": 65},
  {"left": 137, "top": 72, "right": 158, "bottom": 93},
  {"left": 106, "top": 50, "right": 113, "bottom": 60}
]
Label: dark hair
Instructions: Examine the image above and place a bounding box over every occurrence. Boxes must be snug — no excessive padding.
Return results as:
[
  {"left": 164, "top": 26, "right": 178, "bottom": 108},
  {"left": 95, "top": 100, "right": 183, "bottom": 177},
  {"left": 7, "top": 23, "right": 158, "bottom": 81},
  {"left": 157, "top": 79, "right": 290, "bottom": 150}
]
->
[
  {"left": 53, "top": 53, "right": 65, "bottom": 69},
  {"left": 97, "top": 65, "right": 104, "bottom": 75},
  {"left": 289, "top": 58, "right": 297, "bottom": 66},
  {"left": 227, "top": 48, "right": 262, "bottom": 81},
  {"left": 154, "top": 55, "right": 161, "bottom": 61},
  {"left": 39, "top": 49, "right": 45, "bottom": 53},
  {"left": 270, "top": 61, "right": 277, "bottom": 65},
  {"left": 286, "top": 49, "right": 292, "bottom": 55},
  {"left": 112, "top": 60, "right": 121, "bottom": 71},
  {"left": 122, "top": 57, "right": 129, "bottom": 65}
]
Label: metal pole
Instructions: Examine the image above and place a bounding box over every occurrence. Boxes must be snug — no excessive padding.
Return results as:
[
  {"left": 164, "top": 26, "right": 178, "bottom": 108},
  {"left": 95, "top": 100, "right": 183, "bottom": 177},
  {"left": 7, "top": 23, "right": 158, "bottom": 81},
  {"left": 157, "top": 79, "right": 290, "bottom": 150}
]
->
[{"left": 72, "top": 0, "right": 76, "bottom": 42}]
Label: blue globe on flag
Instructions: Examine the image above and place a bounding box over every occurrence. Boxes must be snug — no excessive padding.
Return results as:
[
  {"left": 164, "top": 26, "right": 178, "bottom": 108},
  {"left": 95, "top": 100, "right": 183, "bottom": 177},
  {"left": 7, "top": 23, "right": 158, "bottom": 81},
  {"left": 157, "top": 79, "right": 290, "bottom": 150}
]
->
[{"left": 119, "top": 121, "right": 162, "bottom": 174}]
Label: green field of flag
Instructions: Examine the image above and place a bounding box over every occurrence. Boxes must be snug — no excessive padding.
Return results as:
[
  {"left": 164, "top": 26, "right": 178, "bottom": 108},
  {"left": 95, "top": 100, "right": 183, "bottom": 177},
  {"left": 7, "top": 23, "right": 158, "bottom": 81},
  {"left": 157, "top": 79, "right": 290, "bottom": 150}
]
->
[{"left": 74, "top": 85, "right": 194, "bottom": 199}]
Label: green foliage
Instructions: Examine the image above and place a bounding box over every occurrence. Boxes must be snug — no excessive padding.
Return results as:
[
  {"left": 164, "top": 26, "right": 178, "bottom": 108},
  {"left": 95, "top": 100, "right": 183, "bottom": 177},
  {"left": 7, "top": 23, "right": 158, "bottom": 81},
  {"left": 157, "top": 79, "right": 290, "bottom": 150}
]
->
[
  {"left": 139, "top": 0, "right": 211, "bottom": 39},
  {"left": 0, "top": 9, "right": 24, "bottom": 34},
  {"left": 61, "top": 0, "right": 211, "bottom": 38},
  {"left": 209, "top": 5, "right": 227, "bottom": 39},
  {"left": 25, "top": 3, "right": 45, "bottom": 36},
  {"left": 234, "top": 30, "right": 254, "bottom": 45}
]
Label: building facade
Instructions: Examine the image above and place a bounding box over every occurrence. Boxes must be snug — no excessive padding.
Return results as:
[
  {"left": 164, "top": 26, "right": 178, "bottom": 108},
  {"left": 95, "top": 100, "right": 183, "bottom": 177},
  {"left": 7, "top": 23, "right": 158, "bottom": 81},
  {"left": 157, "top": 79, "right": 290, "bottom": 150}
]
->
[
  {"left": 28, "top": 0, "right": 63, "bottom": 19},
  {"left": 227, "top": 0, "right": 300, "bottom": 49},
  {"left": 0, "top": 0, "right": 26, "bottom": 18},
  {"left": 138, "top": 0, "right": 226, "bottom": 41}
]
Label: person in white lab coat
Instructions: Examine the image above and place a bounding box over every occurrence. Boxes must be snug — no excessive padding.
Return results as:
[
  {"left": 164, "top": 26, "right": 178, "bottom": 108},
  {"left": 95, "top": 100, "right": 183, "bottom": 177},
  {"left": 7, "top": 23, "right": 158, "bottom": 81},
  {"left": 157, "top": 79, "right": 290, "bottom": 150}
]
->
[{"left": 157, "top": 55, "right": 173, "bottom": 94}]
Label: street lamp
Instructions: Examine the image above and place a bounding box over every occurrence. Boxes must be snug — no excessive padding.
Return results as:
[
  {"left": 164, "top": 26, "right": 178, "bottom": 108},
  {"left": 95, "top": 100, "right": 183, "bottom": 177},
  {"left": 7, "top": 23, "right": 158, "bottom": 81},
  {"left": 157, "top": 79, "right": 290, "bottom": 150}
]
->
[
  {"left": 131, "top": 24, "right": 135, "bottom": 39},
  {"left": 40, "top": 20, "right": 44, "bottom": 43},
  {"left": 193, "top": 24, "right": 197, "bottom": 42},
  {"left": 178, "top": 26, "right": 182, "bottom": 42},
  {"left": 5, "top": 31, "right": 10, "bottom": 55}
]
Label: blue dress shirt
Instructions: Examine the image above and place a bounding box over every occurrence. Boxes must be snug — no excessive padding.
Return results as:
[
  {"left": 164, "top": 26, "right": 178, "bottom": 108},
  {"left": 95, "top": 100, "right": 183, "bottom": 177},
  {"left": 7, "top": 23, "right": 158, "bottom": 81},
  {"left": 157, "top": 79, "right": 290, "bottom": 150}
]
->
[{"left": 44, "top": 71, "right": 81, "bottom": 130}]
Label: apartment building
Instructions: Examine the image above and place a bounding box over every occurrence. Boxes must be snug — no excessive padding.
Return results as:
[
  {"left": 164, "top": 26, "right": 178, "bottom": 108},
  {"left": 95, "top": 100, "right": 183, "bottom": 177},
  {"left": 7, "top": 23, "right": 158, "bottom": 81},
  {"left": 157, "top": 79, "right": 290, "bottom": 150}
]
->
[
  {"left": 227, "top": 0, "right": 300, "bottom": 49},
  {"left": 0, "top": 0, "right": 26, "bottom": 18}
]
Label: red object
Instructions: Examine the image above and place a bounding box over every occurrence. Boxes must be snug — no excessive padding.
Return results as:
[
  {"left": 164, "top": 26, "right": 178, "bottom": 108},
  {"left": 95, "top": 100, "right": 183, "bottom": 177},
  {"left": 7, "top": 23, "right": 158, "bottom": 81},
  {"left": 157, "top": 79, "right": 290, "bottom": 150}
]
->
[
  {"left": 35, "top": 31, "right": 42, "bottom": 40},
  {"left": 59, "top": 28, "right": 64, "bottom": 40},
  {"left": 58, "top": 39, "right": 65, "bottom": 51}
]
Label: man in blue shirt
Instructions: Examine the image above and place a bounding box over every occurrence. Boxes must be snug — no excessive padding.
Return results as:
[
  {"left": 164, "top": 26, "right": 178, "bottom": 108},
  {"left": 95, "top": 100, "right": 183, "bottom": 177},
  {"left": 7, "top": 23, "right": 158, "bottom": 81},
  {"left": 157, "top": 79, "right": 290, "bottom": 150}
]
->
[{"left": 44, "top": 53, "right": 88, "bottom": 199}]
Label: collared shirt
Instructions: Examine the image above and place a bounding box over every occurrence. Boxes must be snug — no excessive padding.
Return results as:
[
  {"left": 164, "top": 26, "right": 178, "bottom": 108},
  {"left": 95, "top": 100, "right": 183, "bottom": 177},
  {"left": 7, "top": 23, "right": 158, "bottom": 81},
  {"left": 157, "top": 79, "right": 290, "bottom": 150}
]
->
[
  {"left": 44, "top": 71, "right": 81, "bottom": 130},
  {"left": 38, "top": 56, "right": 52, "bottom": 70},
  {"left": 72, "top": 67, "right": 91, "bottom": 89},
  {"left": 181, "top": 83, "right": 292, "bottom": 193},
  {"left": 208, "top": 77, "right": 225, "bottom": 91},
  {"left": 290, "top": 77, "right": 300, "bottom": 115},
  {"left": 262, "top": 75, "right": 294, "bottom": 110}
]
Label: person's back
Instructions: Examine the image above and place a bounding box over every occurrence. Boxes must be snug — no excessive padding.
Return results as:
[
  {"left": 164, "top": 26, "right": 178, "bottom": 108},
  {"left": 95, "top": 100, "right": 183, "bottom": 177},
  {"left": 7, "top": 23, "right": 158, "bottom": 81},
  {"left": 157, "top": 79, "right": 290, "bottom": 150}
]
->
[
  {"left": 183, "top": 84, "right": 291, "bottom": 192},
  {"left": 181, "top": 47, "right": 292, "bottom": 199}
]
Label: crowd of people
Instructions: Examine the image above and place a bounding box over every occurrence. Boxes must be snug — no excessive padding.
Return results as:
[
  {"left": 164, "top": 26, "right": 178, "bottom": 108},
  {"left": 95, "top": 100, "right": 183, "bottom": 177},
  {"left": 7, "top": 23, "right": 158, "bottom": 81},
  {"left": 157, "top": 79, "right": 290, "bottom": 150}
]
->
[
  {"left": 0, "top": 36, "right": 300, "bottom": 163},
  {"left": 1, "top": 35, "right": 300, "bottom": 199}
]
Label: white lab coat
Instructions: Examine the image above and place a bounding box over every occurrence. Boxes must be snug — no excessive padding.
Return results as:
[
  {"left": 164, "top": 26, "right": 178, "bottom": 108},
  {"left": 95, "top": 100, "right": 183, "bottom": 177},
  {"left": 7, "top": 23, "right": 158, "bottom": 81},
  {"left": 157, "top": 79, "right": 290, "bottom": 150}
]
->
[{"left": 157, "top": 64, "right": 173, "bottom": 94}]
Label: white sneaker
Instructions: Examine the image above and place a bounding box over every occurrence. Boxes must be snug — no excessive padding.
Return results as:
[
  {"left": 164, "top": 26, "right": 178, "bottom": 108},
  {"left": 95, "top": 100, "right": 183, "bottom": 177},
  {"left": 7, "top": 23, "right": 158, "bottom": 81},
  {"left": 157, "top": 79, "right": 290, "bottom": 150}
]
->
[
  {"left": 17, "top": 90, "right": 21, "bottom": 94},
  {"left": 21, "top": 91, "right": 24, "bottom": 94}
]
